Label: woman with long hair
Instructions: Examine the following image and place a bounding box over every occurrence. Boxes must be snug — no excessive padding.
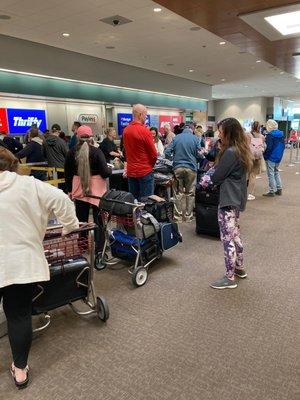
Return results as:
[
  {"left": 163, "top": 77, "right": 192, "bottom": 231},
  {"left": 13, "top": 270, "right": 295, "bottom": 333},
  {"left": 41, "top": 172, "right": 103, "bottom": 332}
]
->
[
  {"left": 202, "top": 118, "right": 253, "bottom": 289},
  {"left": 64, "top": 125, "right": 111, "bottom": 251},
  {"left": 0, "top": 147, "right": 78, "bottom": 389},
  {"left": 150, "top": 126, "right": 164, "bottom": 157},
  {"left": 247, "top": 121, "right": 265, "bottom": 200}
]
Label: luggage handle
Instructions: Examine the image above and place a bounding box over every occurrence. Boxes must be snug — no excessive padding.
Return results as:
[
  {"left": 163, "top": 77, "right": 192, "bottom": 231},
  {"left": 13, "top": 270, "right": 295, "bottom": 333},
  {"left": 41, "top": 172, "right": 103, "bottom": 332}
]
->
[
  {"left": 45, "top": 222, "right": 97, "bottom": 239},
  {"left": 87, "top": 194, "right": 144, "bottom": 208}
]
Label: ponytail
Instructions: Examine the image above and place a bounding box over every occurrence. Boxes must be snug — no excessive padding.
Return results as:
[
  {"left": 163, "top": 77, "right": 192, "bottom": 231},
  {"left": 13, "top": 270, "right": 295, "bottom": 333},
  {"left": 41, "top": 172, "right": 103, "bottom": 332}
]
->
[{"left": 76, "top": 139, "right": 91, "bottom": 195}]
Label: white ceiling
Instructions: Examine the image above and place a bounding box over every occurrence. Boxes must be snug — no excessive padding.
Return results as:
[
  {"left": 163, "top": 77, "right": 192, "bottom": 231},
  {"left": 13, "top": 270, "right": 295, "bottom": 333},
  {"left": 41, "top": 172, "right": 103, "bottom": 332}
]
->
[{"left": 0, "top": 0, "right": 300, "bottom": 99}]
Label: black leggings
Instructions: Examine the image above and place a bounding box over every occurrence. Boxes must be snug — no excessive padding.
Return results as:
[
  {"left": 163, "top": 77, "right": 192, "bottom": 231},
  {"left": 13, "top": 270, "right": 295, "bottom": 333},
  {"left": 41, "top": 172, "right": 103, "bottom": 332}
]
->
[
  {"left": 75, "top": 200, "right": 104, "bottom": 252},
  {"left": 0, "top": 283, "right": 34, "bottom": 369}
]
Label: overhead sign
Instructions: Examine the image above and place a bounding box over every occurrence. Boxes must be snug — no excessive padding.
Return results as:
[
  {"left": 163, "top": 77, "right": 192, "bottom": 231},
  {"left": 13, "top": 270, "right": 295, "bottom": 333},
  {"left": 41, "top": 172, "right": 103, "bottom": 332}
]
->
[
  {"left": 117, "top": 113, "right": 151, "bottom": 135},
  {"left": 117, "top": 113, "right": 132, "bottom": 135},
  {"left": 78, "top": 114, "right": 98, "bottom": 124},
  {"left": 0, "top": 108, "right": 8, "bottom": 133},
  {"left": 159, "top": 115, "right": 183, "bottom": 133},
  {"left": 7, "top": 108, "right": 47, "bottom": 134}
]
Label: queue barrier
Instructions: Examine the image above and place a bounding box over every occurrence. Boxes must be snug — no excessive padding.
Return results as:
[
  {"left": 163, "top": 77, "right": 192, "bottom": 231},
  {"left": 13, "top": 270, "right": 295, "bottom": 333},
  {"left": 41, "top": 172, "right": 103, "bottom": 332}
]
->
[{"left": 18, "top": 163, "right": 65, "bottom": 187}]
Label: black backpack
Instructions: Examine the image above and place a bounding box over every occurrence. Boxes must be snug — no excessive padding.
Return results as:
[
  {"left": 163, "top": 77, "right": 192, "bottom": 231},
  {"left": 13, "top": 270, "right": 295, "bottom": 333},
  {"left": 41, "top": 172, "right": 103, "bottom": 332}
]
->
[{"left": 100, "top": 189, "right": 135, "bottom": 216}]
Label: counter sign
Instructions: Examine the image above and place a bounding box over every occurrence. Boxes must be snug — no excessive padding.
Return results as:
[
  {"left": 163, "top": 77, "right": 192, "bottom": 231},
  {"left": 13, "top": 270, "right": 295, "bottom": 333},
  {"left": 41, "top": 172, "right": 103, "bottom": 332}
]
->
[{"left": 7, "top": 108, "right": 47, "bottom": 134}]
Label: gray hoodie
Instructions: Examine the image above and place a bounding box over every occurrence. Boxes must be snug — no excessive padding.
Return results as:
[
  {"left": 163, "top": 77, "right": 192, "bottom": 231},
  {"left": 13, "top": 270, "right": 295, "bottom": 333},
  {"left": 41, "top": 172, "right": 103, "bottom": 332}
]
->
[{"left": 42, "top": 134, "right": 68, "bottom": 168}]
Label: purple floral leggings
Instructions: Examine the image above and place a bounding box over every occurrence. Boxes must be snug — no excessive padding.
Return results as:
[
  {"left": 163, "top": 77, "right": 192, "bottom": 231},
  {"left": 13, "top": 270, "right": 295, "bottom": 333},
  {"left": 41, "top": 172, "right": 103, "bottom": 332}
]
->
[{"left": 218, "top": 207, "right": 244, "bottom": 278}]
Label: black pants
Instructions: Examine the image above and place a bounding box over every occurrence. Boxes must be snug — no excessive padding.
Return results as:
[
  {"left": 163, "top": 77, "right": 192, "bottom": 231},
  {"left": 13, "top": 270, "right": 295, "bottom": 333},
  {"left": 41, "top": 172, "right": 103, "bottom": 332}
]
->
[
  {"left": 0, "top": 283, "right": 34, "bottom": 369},
  {"left": 75, "top": 200, "right": 104, "bottom": 252}
]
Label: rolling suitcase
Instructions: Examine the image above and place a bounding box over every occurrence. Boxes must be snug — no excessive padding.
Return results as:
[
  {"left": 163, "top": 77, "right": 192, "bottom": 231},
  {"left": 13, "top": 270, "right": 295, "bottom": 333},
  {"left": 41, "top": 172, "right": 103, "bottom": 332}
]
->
[
  {"left": 195, "top": 203, "right": 220, "bottom": 238},
  {"left": 32, "top": 258, "right": 90, "bottom": 315}
]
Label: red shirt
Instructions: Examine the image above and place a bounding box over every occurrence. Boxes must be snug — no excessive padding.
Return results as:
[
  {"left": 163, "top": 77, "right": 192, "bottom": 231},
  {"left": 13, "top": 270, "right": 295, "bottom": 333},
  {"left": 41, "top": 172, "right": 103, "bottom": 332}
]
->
[{"left": 123, "top": 121, "right": 157, "bottom": 178}]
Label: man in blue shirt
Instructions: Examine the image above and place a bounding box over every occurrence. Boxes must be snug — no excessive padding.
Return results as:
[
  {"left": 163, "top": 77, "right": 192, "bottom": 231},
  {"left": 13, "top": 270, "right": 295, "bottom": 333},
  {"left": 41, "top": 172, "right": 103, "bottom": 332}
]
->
[
  {"left": 165, "top": 124, "right": 204, "bottom": 222},
  {"left": 263, "top": 119, "right": 285, "bottom": 197}
]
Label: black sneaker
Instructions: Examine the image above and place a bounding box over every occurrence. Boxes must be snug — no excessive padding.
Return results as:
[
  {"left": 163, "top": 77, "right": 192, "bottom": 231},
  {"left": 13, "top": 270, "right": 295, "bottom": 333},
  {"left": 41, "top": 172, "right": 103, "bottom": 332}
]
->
[
  {"left": 275, "top": 189, "right": 282, "bottom": 196},
  {"left": 263, "top": 192, "right": 275, "bottom": 197},
  {"left": 234, "top": 269, "right": 247, "bottom": 278}
]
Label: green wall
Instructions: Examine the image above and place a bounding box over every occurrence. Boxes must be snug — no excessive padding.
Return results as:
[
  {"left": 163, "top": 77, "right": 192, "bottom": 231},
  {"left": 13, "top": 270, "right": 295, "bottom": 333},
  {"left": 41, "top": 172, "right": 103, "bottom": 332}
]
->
[{"left": 0, "top": 71, "right": 207, "bottom": 111}]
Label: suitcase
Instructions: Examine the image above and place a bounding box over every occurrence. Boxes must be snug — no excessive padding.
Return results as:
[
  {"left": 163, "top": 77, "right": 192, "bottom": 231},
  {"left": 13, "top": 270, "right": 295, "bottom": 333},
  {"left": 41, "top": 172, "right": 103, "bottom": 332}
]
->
[
  {"left": 195, "top": 188, "right": 219, "bottom": 206},
  {"left": 159, "top": 222, "right": 182, "bottom": 251},
  {"left": 32, "top": 258, "right": 90, "bottom": 315},
  {"left": 195, "top": 203, "right": 220, "bottom": 238}
]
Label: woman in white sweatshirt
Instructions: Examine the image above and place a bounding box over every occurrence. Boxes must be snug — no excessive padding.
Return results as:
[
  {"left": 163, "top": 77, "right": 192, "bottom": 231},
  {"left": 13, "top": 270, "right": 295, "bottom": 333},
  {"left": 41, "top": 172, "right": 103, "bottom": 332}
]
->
[{"left": 0, "top": 147, "right": 79, "bottom": 389}]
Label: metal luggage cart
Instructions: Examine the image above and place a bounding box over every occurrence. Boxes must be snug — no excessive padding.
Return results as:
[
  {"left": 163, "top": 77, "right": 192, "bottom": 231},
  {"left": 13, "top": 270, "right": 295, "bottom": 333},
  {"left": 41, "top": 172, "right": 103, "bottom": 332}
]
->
[
  {"left": 32, "top": 223, "right": 109, "bottom": 332},
  {"left": 95, "top": 198, "right": 162, "bottom": 287}
]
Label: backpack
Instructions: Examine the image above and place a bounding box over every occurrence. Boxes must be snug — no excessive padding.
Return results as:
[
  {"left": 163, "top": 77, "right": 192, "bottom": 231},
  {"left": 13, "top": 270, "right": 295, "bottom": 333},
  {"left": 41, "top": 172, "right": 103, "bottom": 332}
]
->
[{"left": 250, "top": 135, "right": 264, "bottom": 159}]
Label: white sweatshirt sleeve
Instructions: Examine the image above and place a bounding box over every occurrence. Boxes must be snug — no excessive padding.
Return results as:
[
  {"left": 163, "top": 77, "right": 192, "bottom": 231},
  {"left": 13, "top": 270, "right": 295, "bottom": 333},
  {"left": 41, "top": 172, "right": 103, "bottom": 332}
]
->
[{"left": 35, "top": 180, "right": 79, "bottom": 234}]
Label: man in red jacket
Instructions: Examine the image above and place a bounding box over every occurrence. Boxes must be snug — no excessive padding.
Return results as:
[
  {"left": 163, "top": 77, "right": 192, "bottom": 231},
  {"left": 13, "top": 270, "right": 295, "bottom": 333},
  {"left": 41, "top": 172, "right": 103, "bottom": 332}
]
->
[{"left": 123, "top": 104, "right": 157, "bottom": 200}]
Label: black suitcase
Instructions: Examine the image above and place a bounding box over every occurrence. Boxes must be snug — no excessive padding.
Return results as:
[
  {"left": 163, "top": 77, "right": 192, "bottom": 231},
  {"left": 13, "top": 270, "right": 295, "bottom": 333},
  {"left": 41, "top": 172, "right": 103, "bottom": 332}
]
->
[
  {"left": 195, "top": 187, "right": 219, "bottom": 206},
  {"left": 32, "top": 258, "right": 90, "bottom": 315},
  {"left": 195, "top": 203, "right": 220, "bottom": 238}
]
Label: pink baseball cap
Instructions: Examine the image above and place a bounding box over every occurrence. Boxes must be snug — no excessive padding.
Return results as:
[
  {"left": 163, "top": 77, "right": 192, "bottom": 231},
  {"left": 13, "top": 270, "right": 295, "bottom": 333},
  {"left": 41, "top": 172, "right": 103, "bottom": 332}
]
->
[{"left": 77, "top": 125, "right": 93, "bottom": 138}]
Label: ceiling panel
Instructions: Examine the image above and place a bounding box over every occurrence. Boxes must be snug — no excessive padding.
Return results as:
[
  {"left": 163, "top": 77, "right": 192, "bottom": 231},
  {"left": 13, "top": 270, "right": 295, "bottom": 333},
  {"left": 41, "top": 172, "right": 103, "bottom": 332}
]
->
[{"left": 0, "top": 0, "right": 299, "bottom": 98}]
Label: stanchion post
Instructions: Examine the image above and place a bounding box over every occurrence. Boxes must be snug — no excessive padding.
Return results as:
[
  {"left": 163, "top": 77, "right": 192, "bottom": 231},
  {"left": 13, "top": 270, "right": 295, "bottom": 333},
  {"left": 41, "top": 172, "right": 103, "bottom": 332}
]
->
[{"left": 288, "top": 142, "right": 295, "bottom": 167}]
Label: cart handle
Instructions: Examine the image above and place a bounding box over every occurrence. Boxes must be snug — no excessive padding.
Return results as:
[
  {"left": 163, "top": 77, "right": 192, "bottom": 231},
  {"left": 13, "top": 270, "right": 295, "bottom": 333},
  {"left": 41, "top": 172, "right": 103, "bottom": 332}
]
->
[
  {"left": 87, "top": 194, "right": 144, "bottom": 208},
  {"left": 44, "top": 222, "right": 97, "bottom": 239}
]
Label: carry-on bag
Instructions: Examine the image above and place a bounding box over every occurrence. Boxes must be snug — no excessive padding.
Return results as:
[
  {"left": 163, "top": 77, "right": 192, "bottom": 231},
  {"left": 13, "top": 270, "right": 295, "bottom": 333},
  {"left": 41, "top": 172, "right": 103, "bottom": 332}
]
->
[
  {"left": 195, "top": 203, "right": 220, "bottom": 238},
  {"left": 195, "top": 187, "right": 219, "bottom": 206},
  {"left": 143, "top": 196, "right": 174, "bottom": 222},
  {"left": 159, "top": 222, "right": 182, "bottom": 250},
  {"left": 32, "top": 258, "right": 90, "bottom": 315},
  {"left": 100, "top": 189, "right": 135, "bottom": 216}
]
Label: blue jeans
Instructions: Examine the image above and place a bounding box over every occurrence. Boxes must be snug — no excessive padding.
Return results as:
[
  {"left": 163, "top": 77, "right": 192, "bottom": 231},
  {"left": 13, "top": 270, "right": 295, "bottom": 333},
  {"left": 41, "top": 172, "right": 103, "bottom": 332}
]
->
[
  {"left": 128, "top": 172, "right": 154, "bottom": 201},
  {"left": 266, "top": 160, "right": 282, "bottom": 193}
]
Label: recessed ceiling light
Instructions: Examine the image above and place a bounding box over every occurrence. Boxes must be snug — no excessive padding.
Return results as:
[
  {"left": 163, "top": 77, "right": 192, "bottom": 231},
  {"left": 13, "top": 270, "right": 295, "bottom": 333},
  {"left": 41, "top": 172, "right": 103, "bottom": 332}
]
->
[
  {"left": 280, "top": 71, "right": 284, "bottom": 75},
  {"left": 154, "top": 8, "right": 162, "bottom": 12},
  {"left": 106, "top": 46, "right": 115, "bottom": 49},
  {"left": 244, "top": 85, "right": 249, "bottom": 88},
  {"left": 219, "top": 41, "right": 226, "bottom": 45},
  {"left": 265, "top": 10, "right": 300, "bottom": 36},
  {"left": 221, "top": 78, "right": 226, "bottom": 82},
  {"left": 0, "top": 14, "right": 11, "bottom": 20},
  {"left": 62, "top": 33, "right": 70, "bottom": 37},
  {"left": 188, "top": 69, "right": 195, "bottom": 73},
  {"left": 256, "top": 60, "right": 261, "bottom": 63}
]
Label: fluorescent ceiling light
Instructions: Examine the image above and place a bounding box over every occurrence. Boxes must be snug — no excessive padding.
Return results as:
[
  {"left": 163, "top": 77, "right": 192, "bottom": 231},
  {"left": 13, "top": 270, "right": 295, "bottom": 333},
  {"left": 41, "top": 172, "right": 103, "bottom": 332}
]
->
[
  {"left": 256, "top": 60, "right": 262, "bottom": 63},
  {"left": 265, "top": 10, "right": 300, "bottom": 36},
  {"left": 219, "top": 41, "right": 226, "bottom": 45},
  {"left": 62, "top": 32, "right": 70, "bottom": 37},
  {"left": 188, "top": 69, "right": 194, "bottom": 72},
  {"left": 154, "top": 8, "right": 162, "bottom": 12}
]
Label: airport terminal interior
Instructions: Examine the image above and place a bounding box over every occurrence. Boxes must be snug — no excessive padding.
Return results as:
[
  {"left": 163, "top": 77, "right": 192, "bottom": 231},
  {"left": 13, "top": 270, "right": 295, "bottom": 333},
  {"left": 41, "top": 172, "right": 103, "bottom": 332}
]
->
[{"left": 0, "top": 1, "right": 299, "bottom": 399}]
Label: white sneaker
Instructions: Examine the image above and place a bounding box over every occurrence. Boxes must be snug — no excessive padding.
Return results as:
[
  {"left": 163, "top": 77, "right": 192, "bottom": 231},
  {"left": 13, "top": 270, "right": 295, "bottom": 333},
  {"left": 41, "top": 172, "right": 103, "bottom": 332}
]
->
[{"left": 247, "top": 194, "right": 255, "bottom": 201}]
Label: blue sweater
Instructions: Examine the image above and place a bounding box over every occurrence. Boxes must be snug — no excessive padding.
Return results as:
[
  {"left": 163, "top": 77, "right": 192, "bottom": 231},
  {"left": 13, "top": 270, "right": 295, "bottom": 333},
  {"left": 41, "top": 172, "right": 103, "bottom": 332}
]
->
[
  {"left": 165, "top": 128, "right": 203, "bottom": 172},
  {"left": 264, "top": 129, "right": 285, "bottom": 163}
]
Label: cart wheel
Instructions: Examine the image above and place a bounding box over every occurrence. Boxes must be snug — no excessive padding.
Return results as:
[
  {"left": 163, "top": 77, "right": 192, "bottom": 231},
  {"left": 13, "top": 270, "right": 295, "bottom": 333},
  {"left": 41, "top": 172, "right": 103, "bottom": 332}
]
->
[
  {"left": 96, "top": 296, "right": 109, "bottom": 322},
  {"left": 132, "top": 266, "right": 148, "bottom": 287},
  {"left": 95, "top": 252, "right": 107, "bottom": 271}
]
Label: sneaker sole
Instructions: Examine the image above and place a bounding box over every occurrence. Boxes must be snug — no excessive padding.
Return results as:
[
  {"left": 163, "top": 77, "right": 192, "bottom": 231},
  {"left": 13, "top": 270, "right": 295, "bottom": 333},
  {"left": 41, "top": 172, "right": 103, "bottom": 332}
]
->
[{"left": 210, "top": 284, "right": 237, "bottom": 289}]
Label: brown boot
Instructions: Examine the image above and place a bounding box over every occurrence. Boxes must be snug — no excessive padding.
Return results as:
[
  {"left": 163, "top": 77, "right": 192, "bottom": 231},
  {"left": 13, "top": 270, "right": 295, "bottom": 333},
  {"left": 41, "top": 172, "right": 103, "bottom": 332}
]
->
[{"left": 275, "top": 189, "right": 282, "bottom": 196}]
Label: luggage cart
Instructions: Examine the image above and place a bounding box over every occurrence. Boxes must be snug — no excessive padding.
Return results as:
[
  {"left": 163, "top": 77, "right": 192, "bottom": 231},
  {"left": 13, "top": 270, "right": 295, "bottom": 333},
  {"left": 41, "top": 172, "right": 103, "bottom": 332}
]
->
[
  {"left": 95, "top": 198, "right": 162, "bottom": 287},
  {"left": 32, "top": 223, "right": 109, "bottom": 332}
]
